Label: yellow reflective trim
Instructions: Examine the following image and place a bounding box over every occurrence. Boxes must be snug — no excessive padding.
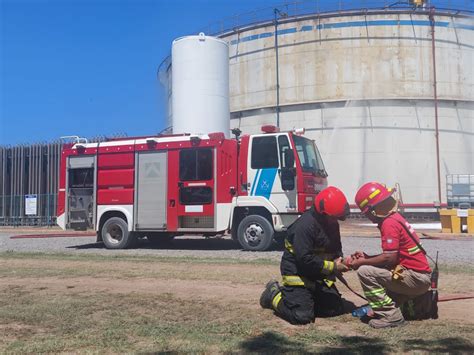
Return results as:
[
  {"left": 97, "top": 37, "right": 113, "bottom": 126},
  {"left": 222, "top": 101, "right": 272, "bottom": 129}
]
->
[
  {"left": 369, "top": 189, "right": 381, "bottom": 199},
  {"left": 272, "top": 291, "right": 282, "bottom": 310},
  {"left": 369, "top": 295, "right": 394, "bottom": 309},
  {"left": 282, "top": 275, "right": 305, "bottom": 286},
  {"left": 322, "top": 260, "right": 335, "bottom": 275},
  {"left": 359, "top": 198, "right": 369, "bottom": 208},
  {"left": 360, "top": 189, "right": 382, "bottom": 208},
  {"left": 323, "top": 279, "right": 334, "bottom": 288},
  {"left": 328, "top": 261, "right": 334, "bottom": 272},
  {"left": 285, "top": 239, "right": 294, "bottom": 254},
  {"left": 364, "top": 288, "right": 385, "bottom": 296}
]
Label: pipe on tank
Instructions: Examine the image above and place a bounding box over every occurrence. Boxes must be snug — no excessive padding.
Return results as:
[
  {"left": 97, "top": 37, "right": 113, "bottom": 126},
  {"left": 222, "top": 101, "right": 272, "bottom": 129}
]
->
[{"left": 430, "top": 7, "right": 442, "bottom": 205}]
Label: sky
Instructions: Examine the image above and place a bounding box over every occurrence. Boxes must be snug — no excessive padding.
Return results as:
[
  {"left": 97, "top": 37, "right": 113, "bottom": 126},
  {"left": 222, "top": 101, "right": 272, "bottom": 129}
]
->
[{"left": 0, "top": 0, "right": 471, "bottom": 145}]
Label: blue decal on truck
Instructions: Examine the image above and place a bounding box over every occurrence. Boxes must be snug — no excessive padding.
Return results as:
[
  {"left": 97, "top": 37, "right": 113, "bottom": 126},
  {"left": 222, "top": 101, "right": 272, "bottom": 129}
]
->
[{"left": 254, "top": 168, "right": 278, "bottom": 199}]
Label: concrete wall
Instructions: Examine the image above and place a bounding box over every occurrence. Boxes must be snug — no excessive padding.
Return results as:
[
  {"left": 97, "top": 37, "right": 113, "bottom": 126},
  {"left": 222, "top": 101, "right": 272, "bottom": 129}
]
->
[{"left": 220, "top": 10, "right": 474, "bottom": 208}]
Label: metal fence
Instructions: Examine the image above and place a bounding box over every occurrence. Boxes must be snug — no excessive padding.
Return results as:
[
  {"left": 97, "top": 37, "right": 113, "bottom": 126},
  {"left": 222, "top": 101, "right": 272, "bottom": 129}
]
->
[
  {"left": 0, "top": 194, "right": 58, "bottom": 226},
  {"left": 0, "top": 134, "right": 128, "bottom": 226},
  {"left": 0, "top": 143, "right": 62, "bottom": 226}
]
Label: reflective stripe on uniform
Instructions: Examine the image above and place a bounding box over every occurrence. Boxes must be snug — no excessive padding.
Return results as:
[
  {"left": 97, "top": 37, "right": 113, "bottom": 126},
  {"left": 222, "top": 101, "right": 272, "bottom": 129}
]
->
[
  {"left": 408, "top": 245, "right": 421, "bottom": 255},
  {"left": 282, "top": 275, "right": 334, "bottom": 290},
  {"left": 322, "top": 279, "right": 334, "bottom": 288},
  {"left": 359, "top": 189, "right": 381, "bottom": 208},
  {"left": 364, "top": 288, "right": 385, "bottom": 297},
  {"left": 322, "top": 260, "right": 335, "bottom": 275},
  {"left": 285, "top": 239, "right": 294, "bottom": 254},
  {"left": 369, "top": 295, "right": 394, "bottom": 309},
  {"left": 272, "top": 291, "right": 282, "bottom": 309},
  {"left": 282, "top": 275, "right": 306, "bottom": 287}
]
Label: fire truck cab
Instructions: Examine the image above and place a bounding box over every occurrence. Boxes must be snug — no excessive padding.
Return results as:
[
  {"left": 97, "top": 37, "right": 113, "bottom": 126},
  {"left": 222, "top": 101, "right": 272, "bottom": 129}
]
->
[{"left": 57, "top": 126, "right": 328, "bottom": 251}]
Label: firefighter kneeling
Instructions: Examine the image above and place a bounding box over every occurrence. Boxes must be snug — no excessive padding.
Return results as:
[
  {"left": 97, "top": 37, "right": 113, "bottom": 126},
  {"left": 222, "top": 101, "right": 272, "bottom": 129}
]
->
[
  {"left": 260, "top": 186, "right": 351, "bottom": 325},
  {"left": 349, "top": 182, "right": 432, "bottom": 329}
]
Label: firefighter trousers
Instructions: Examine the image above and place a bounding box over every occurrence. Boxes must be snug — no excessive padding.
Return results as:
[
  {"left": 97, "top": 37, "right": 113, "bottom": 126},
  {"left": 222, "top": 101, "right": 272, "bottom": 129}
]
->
[
  {"left": 357, "top": 265, "right": 431, "bottom": 321},
  {"left": 273, "top": 282, "right": 344, "bottom": 325}
]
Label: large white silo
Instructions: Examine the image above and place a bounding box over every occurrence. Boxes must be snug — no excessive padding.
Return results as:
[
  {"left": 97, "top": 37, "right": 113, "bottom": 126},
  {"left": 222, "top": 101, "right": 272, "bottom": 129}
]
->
[{"left": 171, "top": 33, "right": 230, "bottom": 137}]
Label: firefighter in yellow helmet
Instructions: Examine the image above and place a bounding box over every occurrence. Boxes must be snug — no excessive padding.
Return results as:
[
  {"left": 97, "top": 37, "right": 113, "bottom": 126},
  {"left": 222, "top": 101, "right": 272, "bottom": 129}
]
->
[{"left": 349, "top": 182, "right": 432, "bottom": 328}]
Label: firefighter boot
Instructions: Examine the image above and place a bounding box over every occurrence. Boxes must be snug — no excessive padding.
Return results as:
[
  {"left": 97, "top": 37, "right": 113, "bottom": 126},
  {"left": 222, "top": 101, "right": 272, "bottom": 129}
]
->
[
  {"left": 368, "top": 309, "right": 405, "bottom": 329},
  {"left": 260, "top": 280, "right": 281, "bottom": 309}
]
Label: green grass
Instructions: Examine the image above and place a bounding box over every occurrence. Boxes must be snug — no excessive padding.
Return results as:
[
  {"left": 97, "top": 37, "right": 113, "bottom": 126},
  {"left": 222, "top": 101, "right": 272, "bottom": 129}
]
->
[
  {"left": 0, "top": 250, "right": 280, "bottom": 265},
  {"left": 1, "top": 251, "right": 473, "bottom": 353},
  {"left": 1, "top": 286, "right": 472, "bottom": 354}
]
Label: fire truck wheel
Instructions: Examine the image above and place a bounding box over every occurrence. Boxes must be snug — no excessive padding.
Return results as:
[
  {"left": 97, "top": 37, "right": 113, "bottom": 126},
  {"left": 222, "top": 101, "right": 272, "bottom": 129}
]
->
[
  {"left": 237, "top": 215, "right": 274, "bottom": 251},
  {"left": 101, "top": 217, "right": 136, "bottom": 249}
]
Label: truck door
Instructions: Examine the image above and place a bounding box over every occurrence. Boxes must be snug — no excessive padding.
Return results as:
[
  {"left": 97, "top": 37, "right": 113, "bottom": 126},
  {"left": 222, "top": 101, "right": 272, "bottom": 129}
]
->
[
  {"left": 247, "top": 134, "right": 297, "bottom": 212},
  {"left": 135, "top": 151, "right": 167, "bottom": 230},
  {"left": 67, "top": 156, "right": 95, "bottom": 230},
  {"left": 174, "top": 147, "right": 215, "bottom": 230}
]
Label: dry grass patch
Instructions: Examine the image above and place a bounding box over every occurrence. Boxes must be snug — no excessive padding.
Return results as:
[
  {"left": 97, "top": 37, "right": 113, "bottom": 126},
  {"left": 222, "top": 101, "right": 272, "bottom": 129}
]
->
[{"left": 0, "top": 252, "right": 473, "bottom": 353}]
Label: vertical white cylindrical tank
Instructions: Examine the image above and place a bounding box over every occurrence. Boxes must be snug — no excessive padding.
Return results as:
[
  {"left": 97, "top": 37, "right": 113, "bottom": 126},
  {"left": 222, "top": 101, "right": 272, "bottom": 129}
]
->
[{"left": 172, "top": 33, "right": 230, "bottom": 137}]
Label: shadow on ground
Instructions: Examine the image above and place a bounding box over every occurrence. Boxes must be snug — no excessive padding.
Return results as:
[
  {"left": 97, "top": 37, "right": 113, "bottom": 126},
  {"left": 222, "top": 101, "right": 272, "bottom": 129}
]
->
[
  {"left": 67, "top": 237, "right": 285, "bottom": 252},
  {"left": 239, "top": 333, "right": 474, "bottom": 354},
  {"left": 239, "top": 331, "right": 310, "bottom": 354},
  {"left": 402, "top": 337, "right": 474, "bottom": 353}
]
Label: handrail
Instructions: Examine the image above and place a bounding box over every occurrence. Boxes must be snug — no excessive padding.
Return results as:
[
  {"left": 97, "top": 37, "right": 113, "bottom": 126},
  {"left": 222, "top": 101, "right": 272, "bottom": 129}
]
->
[{"left": 157, "top": 1, "right": 473, "bottom": 77}]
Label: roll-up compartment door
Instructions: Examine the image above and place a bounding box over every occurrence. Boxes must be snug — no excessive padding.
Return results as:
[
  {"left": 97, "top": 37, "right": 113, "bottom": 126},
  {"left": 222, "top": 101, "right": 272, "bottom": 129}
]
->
[{"left": 135, "top": 151, "right": 167, "bottom": 230}]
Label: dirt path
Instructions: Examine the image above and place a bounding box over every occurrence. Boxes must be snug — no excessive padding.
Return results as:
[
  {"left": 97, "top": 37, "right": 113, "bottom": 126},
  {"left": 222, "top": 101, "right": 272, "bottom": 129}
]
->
[{"left": 1, "top": 258, "right": 473, "bottom": 324}]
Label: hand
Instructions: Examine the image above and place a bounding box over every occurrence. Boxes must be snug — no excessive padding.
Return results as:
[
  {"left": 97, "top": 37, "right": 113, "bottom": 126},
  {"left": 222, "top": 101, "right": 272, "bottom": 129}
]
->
[
  {"left": 349, "top": 257, "right": 365, "bottom": 270},
  {"left": 351, "top": 251, "right": 367, "bottom": 260},
  {"left": 334, "top": 257, "right": 349, "bottom": 273}
]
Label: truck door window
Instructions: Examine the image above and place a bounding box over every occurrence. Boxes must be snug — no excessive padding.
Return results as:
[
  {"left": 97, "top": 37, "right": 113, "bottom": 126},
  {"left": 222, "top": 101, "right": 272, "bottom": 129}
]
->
[
  {"left": 179, "top": 149, "right": 213, "bottom": 181},
  {"left": 179, "top": 148, "right": 213, "bottom": 205},
  {"left": 293, "top": 135, "right": 325, "bottom": 173},
  {"left": 251, "top": 136, "right": 279, "bottom": 169},
  {"left": 68, "top": 168, "right": 93, "bottom": 188}
]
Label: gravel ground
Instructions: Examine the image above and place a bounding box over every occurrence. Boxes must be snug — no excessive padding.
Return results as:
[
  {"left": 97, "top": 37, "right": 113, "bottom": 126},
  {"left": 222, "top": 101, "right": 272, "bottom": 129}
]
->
[{"left": 0, "top": 232, "right": 472, "bottom": 265}]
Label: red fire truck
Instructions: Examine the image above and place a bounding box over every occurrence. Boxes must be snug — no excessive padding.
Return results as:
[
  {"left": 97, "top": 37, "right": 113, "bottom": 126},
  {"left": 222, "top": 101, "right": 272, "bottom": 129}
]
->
[{"left": 57, "top": 126, "right": 328, "bottom": 251}]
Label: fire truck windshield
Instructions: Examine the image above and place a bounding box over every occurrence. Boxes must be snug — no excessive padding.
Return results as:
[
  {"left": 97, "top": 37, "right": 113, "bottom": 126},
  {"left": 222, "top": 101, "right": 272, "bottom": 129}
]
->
[{"left": 293, "top": 135, "right": 326, "bottom": 176}]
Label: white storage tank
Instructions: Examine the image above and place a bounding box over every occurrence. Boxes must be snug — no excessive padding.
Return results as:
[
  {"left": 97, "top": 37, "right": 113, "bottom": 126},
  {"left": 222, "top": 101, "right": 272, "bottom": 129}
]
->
[{"left": 171, "top": 33, "right": 230, "bottom": 137}]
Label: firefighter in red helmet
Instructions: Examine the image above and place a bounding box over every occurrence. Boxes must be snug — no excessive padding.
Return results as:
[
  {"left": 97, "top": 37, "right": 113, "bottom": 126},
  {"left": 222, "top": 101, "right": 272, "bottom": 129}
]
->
[
  {"left": 349, "top": 182, "right": 431, "bottom": 328},
  {"left": 260, "top": 186, "right": 351, "bottom": 324}
]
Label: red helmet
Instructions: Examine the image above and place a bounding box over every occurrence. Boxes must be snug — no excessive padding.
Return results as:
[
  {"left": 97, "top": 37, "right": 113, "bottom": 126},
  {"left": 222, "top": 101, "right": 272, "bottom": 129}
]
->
[
  {"left": 355, "top": 182, "right": 395, "bottom": 213},
  {"left": 314, "top": 186, "right": 350, "bottom": 219}
]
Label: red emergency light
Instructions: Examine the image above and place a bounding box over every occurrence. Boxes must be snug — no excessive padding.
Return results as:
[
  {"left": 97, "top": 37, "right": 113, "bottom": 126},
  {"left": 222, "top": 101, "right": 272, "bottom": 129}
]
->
[{"left": 261, "top": 125, "right": 280, "bottom": 133}]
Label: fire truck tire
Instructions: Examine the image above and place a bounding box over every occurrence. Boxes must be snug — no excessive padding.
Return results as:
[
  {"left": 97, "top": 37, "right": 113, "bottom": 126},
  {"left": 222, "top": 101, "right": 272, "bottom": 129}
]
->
[
  {"left": 101, "top": 217, "right": 136, "bottom": 249},
  {"left": 237, "top": 215, "right": 274, "bottom": 251}
]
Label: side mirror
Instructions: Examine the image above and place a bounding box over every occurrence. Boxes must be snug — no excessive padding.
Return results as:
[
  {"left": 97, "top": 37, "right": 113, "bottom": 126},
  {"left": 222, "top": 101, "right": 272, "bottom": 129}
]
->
[
  {"left": 281, "top": 168, "right": 295, "bottom": 191},
  {"left": 284, "top": 149, "right": 295, "bottom": 168}
]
